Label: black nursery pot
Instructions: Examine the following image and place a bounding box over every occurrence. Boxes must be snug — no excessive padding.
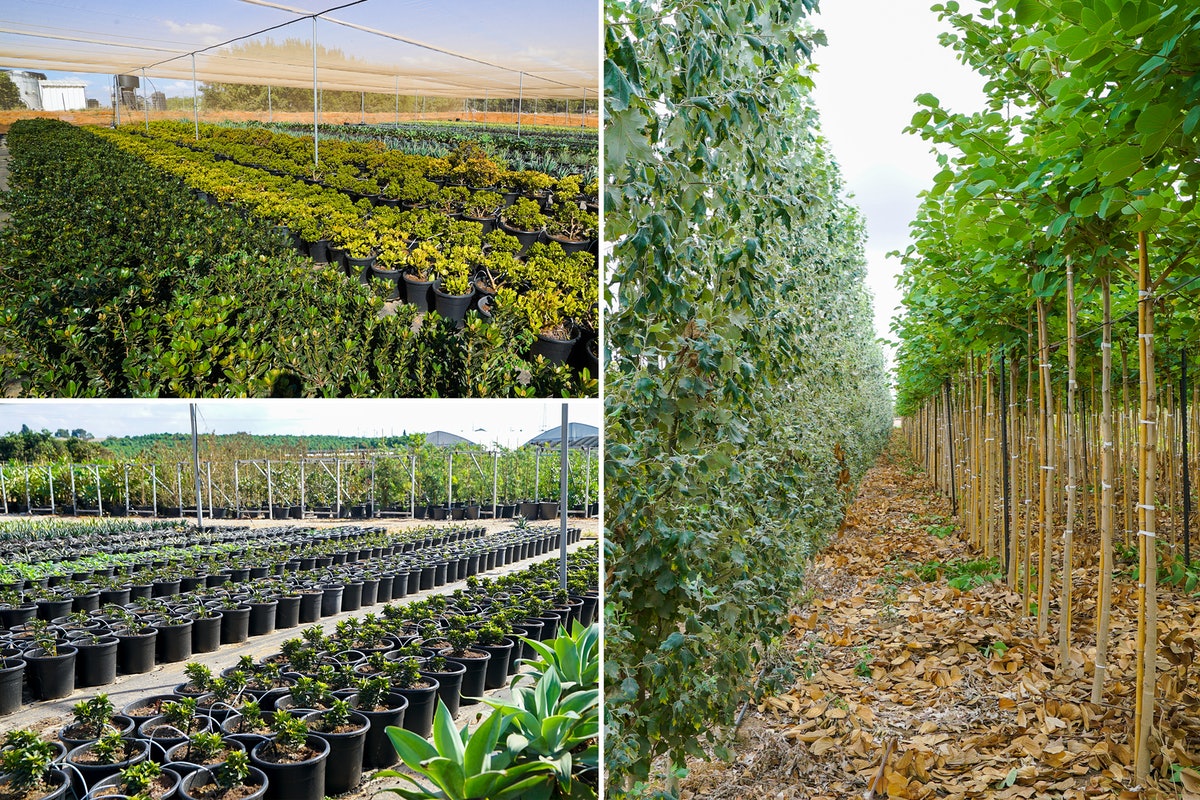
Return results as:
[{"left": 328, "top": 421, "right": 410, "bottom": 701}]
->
[
  {"left": 320, "top": 585, "right": 343, "bottom": 617},
  {"left": 355, "top": 693, "right": 408, "bottom": 769},
  {"left": 476, "top": 639, "right": 514, "bottom": 690},
  {"left": 0, "top": 657, "right": 24, "bottom": 714},
  {"left": 191, "top": 613, "right": 222, "bottom": 654},
  {"left": 74, "top": 636, "right": 119, "bottom": 687},
  {"left": 248, "top": 600, "right": 277, "bottom": 637},
  {"left": 24, "top": 645, "right": 76, "bottom": 700},
  {"left": 117, "top": 628, "right": 157, "bottom": 674},
  {"left": 444, "top": 652, "right": 490, "bottom": 706},
  {"left": 155, "top": 618, "right": 194, "bottom": 663},
  {"left": 220, "top": 605, "right": 251, "bottom": 644},
  {"left": 250, "top": 735, "right": 329, "bottom": 800},
  {"left": 421, "top": 661, "right": 466, "bottom": 717},
  {"left": 302, "top": 710, "right": 369, "bottom": 795},
  {"left": 393, "top": 679, "right": 439, "bottom": 739},
  {"left": 275, "top": 595, "right": 301, "bottom": 629},
  {"left": 402, "top": 275, "right": 434, "bottom": 311},
  {"left": 340, "top": 582, "right": 363, "bottom": 613},
  {"left": 297, "top": 591, "right": 322, "bottom": 624}
]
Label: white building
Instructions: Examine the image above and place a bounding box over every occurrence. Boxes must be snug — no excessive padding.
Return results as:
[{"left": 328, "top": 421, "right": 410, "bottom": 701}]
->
[
  {"left": 7, "top": 70, "right": 45, "bottom": 110},
  {"left": 39, "top": 80, "right": 87, "bottom": 111}
]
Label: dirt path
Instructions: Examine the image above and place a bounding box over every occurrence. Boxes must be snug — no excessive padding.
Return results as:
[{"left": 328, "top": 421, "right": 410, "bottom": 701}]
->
[{"left": 677, "top": 439, "right": 1200, "bottom": 800}]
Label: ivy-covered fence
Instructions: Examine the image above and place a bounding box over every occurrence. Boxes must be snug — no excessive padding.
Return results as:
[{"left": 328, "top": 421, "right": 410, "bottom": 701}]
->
[{"left": 603, "top": 0, "right": 894, "bottom": 793}]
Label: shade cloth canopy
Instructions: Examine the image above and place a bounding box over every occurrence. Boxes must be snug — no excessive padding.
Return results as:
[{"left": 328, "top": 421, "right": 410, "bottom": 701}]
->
[
  {"left": 0, "top": 0, "right": 597, "bottom": 99},
  {"left": 524, "top": 423, "right": 598, "bottom": 449}
]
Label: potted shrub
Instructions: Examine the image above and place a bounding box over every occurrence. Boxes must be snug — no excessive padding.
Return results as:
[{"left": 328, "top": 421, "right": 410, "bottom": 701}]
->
[
  {"left": 351, "top": 677, "right": 407, "bottom": 769},
  {"left": 70, "top": 628, "right": 119, "bottom": 688},
  {"left": 178, "top": 751, "right": 267, "bottom": 800},
  {"left": 418, "top": 654, "right": 466, "bottom": 720},
  {"left": 0, "top": 731, "right": 69, "bottom": 800},
  {"left": 59, "top": 695, "right": 132, "bottom": 750},
  {"left": 247, "top": 712, "right": 329, "bottom": 800},
  {"left": 472, "top": 621, "right": 515, "bottom": 690},
  {"left": 0, "top": 654, "right": 24, "bottom": 716},
  {"left": 498, "top": 198, "right": 548, "bottom": 250},
  {"left": 89, "top": 759, "right": 180, "bottom": 800},
  {"left": 546, "top": 202, "right": 599, "bottom": 254},
  {"left": 437, "top": 618, "right": 491, "bottom": 706},
  {"left": 401, "top": 242, "right": 442, "bottom": 312},
  {"left": 301, "top": 700, "right": 368, "bottom": 795},
  {"left": 166, "top": 731, "right": 245, "bottom": 776},
  {"left": 462, "top": 190, "right": 504, "bottom": 233},
  {"left": 496, "top": 286, "right": 581, "bottom": 366},
  {"left": 21, "top": 622, "right": 75, "bottom": 701},
  {"left": 431, "top": 251, "right": 475, "bottom": 324},
  {"left": 64, "top": 730, "right": 149, "bottom": 792}
]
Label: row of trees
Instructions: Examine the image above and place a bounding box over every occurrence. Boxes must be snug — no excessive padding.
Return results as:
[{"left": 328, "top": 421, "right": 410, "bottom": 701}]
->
[
  {"left": 604, "top": 0, "right": 893, "bottom": 794},
  {"left": 894, "top": 0, "right": 1200, "bottom": 782}
]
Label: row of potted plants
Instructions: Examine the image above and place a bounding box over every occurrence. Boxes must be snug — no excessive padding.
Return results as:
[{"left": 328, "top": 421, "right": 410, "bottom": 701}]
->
[
  {"left": 0, "top": 523, "right": 582, "bottom": 711},
  {"left": 0, "top": 546, "right": 597, "bottom": 800}
]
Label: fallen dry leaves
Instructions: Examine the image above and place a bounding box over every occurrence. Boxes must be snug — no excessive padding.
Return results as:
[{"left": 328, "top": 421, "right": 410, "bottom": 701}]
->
[{"left": 677, "top": 445, "right": 1200, "bottom": 800}]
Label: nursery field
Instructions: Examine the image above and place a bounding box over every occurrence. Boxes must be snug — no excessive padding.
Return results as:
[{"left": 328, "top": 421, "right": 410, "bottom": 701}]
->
[
  {"left": 0, "top": 516, "right": 599, "bottom": 800},
  {"left": 0, "top": 118, "right": 598, "bottom": 398}
]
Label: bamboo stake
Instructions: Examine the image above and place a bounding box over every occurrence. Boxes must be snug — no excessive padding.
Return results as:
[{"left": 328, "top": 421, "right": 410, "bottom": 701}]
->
[
  {"left": 1092, "top": 275, "right": 1114, "bottom": 704},
  {"left": 1007, "top": 352, "right": 1019, "bottom": 588},
  {"left": 1037, "top": 298, "right": 1055, "bottom": 635},
  {"left": 1133, "top": 228, "right": 1157, "bottom": 781},
  {"left": 1060, "top": 264, "right": 1077, "bottom": 668},
  {"left": 1024, "top": 322, "right": 1036, "bottom": 616},
  {"left": 1122, "top": 341, "right": 1133, "bottom": 544}
]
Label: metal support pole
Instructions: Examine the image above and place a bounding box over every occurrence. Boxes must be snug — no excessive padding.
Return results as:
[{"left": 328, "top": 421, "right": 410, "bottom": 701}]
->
[
  {"left": 206, "top": 462, "right": 213, "bottom": 518},
  {"left": 335, "top": 459, "right": 342, "bottom": 518},
  {"left": 492, "top": 452, "right": 499, "bottom": 519},
  {"left": 267, "top": 460, "right": 275, "bottom": 519},
  {"left": 192, "top": 53, "right": 199, "bottom": 140},
  {"left": 581, "top": 89, "right": 587, "bottom": 127},
  {"left": 300, "top": 459, "right": 306, "bottom": 517},
  {"left": 176, "top": 463, "right": 183, "bottom": 518},
  {"left": 312, "top": 16, "right": 319, "bottom": 170},
  {"left": 142, "top": 68, "right": 149, "bottom": 132},
  {"left": 534, "top": 448, "right": 541, "bottom": 502},
  {"left": 69, "top": 463, "right": 77, "bottom": 515},
  {"left": 124, "top": 464, "right": 131, "bottom": 516},
  {"left": 114, "top": 75, "right": 121, "bottom": 126},
  {"left": 94, "top": 465, "right": 102, "bottom": 516},
  {"left": 369, "top": 460, "right": 375, "bottom": 518},
  {"left": 585, "top": 446, "right": 592, "bottom": 518},
  {"left": 559, "top": 404, "right": 569, "bottom": 590},
  {"left": 234, "top": 462, "right": 240, "bottom": 517},
  {"left": 151, "top": 464, "right": 157, "bottom": 516},
  {"left": 48, "top": 466, "right": 55, "bottom": 515},
  {"left": 190, "top": 404, "right": 204, "bottom": 528},
  {"left": 447, "top": 451, "right": 454, "bottom": 510},
  {"left": 410, "top": 454, "right": 417, "bottom": 518},
  {"left": 517, "top": 72, "right": 523, "bottom": 136}
]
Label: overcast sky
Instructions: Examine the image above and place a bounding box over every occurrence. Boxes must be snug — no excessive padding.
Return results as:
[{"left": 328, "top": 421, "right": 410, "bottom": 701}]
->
[
  {"left": 810, "top": 0, "right": 986, "bottom": 368},
  {"left": 0, "top": 400, "right": 600, "bottom": 450}
]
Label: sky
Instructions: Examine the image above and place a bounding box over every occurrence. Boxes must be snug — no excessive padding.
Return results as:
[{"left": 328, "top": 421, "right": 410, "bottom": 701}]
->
[
  {"left": 810, "top": 0, "right": 987, "bottom": 367},
  {"left": 0, "top": 400, "right": 601, "bottom": 450}
]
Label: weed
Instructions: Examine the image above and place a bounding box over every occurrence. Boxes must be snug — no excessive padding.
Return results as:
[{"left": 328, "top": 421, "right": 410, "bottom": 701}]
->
[{"left": 853, "top": 645, "right": 873, "bottom": 678}]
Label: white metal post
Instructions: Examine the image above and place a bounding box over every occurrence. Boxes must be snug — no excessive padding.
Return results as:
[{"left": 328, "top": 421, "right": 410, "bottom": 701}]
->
[
  {"left": 24, "top": 466, "right": 31, "bottom": 515},
  {"left": 534, "top": 448, "right": 541, "bottom": 502},
  {"left": 176, "top": 463, "right": 183, "bottom": 518},
  {"left": 369, "top": 460, "right": 375, "bottom": 517},
  {"left": 192, "top": 53, "right": 199, "bottom": 140},
  {"left": 560, "top": 404, "right": 569, "bottom": 588},
  {"left": 447, "top": 451, "right": 454, "bottom": 510},
  {"left": 124, "top": 464, "right": 130, "bottom": 516},
  {"left": 69, "top": 463, "right": 77, "bottom": 515},
  {"left": 300, "top": 459, "right": 306, "bottom": 517},
  {"left": 312, "top": 16, "right": 319, "bottom": 170},
  {"left": 267, "top": 460, "right": 274, "bottom": 518},
  {"left": 190, "top": 404, "right": 204, "bottom": 528},
  {"left": 142, "top": 68, "right": 149, "bottom": 131},
  {"left": 94, "top": 465, "right": 102, "bottom": 516},
  {"left": 48, "top": 466, "right": 55, "bottom": 514},
  {"left": 335, "top": 459, "right": 342, "bottom": 518},
  {"left": 206, "top": 462, "right": 213, "bottom": 517},
  {"left": 151, "top": 464, "right": 157, "bottom": 515},
  {"left": 585, "top": 445, "right": 591, "bottom": 517},
  {"left": 492, "top": 451, "right": 499, "bottom": 519},
  {"left": 234, "top": 461, "right": 240, "bottom": 517},
  {"left": 517, "top": 72, "right": 523, "bottom": 136},
  {"left": 410, "top": 454, "right": 417, "bottom": 518},
  {"left": 114, "top": 75, "right": 121, "bottom": 126}
]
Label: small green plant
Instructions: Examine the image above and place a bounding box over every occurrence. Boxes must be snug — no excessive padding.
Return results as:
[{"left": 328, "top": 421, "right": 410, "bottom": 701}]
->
[
  {"left": 500, "top": 198, "right": 547, "bottom": 232},
  {"left": 117, "top": 760, "right": 162, "bottom": 795},
  {"left": 71, "top": 693, "right": 116, "bottom": 737},
  {"left": 214, "top": 750, "right": 251, "bottom": 791},
  {"left": 853, "top": 645, "right": 873, "bottom": 678},
  {"left": 289, "top": 676, "right": 332, "bottom": 709},
  {"left": 91, "top": 730, "right": 128, "bottom": 765},
  {"left": 982, "top": 640, "right": 1009, "bottom": 658},
  {"left": 183, "top": 662, "right": 213, "bottom": 692},
  {"left": 355, "top": 676, "right": 393, "bottom": 710},
  {"left": 162, "top": 698, "right": 198, "bottom": 731},
  {"left": 268, "top": 710, "right": 309, "bottom": 756},
  {"left": 927, "top": 523, "right": 955, "bottom": 540},
  {"left": 0, "top": 730, "right": 57, "bottom": 793}
]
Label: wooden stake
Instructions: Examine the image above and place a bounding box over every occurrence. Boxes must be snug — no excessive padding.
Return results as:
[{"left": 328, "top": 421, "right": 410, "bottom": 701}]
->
[
  {"left": 1092, "top": 274, "right": 1114, "bottom": 705},
  {"left": 1060, "top": 264, "right": 1077, "bottom": 668},
  {"left": 1037, "top": 297, "right": 1055, "bottom": 636}
]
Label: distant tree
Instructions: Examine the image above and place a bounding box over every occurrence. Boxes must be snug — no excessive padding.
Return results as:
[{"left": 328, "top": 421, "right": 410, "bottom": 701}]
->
[
  {"left": 0, "top": 72, "right": 24, "bottom": 111},
  {"left": 54, "top": 429, "right": 69, "bottom": 438},
  {"left": 71, "top": 429, "right": 93, "bottom": 441}
]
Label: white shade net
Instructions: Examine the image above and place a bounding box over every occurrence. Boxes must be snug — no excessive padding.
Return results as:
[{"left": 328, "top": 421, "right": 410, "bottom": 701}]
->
[{"left": 0, "top": 0, "right": 597, "bottom": 99}]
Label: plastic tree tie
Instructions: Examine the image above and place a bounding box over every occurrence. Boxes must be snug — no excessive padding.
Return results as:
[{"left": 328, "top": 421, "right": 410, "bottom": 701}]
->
[{"left": 1137, "top": 530, "right": 1156, "bottom": 539}]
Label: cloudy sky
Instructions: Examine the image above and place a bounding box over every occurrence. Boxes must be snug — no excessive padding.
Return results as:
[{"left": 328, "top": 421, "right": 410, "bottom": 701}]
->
[
  {"left": 0, "top": 400, "right": 600, "bottom": 449},
  {"left": 811, "top": 0, "right": 986, "bottom": 366}
]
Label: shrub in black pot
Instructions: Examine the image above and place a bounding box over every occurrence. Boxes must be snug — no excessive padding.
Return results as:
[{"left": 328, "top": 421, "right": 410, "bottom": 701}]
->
[
  {"left": 301, "top": 700, "right": 368, "bottom": 795},
  {"left": 23, "top": 628, "right": 76, "bottom": 701},
  {"left": 0, "top": 656, "right": 25, "bottom": 715},
  {"left": 0, "top": 730, "right": 70, "bottom": 800},
  {"left": 178, "top": 754, "right": 267, "bottom": 800},
  {"left": 248, "top": 713, "right": 328, "bottom": 800},
  {"left": 64, "top": 731, "right": 149, "bottom": 794}
]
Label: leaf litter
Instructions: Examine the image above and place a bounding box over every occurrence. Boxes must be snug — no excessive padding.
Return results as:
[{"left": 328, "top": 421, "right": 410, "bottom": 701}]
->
[{"left": 676, "top": 445, "right": 1200, "bottom": 800}]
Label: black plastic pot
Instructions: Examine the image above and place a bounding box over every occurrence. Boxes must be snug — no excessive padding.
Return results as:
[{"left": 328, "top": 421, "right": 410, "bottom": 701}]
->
[
  {"left": 476, "top": 639, "right": 514, "bottom": 690},
  {"left": 1, "top": 604, "right": 38, "bottom": 629},
  {"left": 165, "top": 738, "right": 246, "bottom": 776},
  {"left": 59, "top": 715, "right": 135, "bottom": 752},
  {"left": 275, "top": 595, "right": 301, "bottom": 629},
  {"left": 219, "top": 606, "right": 251, "bottom": 644},
  {"left": 539, "top": 501, "right": 559, "bottom": 520},
  {"left": 297, "top": 592, "right": 322, "bottom": 623},
  {"left": 320, "top": 585, "right": 343, "bottom": 617},
  {"left": 155, "top": 619, "right": 194, "bottom": 663},
  {"left": 36, "top": 597, "right": 74, "bottom": 622},
  {"left": 74, "top": 636, "right": 119, "bottom": 687},
  {"left": 248, "top": 601, "right": 277, "bottom": 637},
  {"left": 3, "top": 768, "right": 68, "bottom": 800},
  {"left": 65, "top": 738, "right": 149, "bottom": 794},
  {"left": 302, "top": 710, "right": 369, "bottom": 794},
  {"left": 89, "top": 765, "right": 181, "bottom": 800},
  {"left": 393, "top": 679, "right": 439, "bottom": 738},
  {"left": 178, "top": 765, "right": 267, "bottom": 800},
  {"left": 355, "top": 693, "right": 408, "bottom": 769},
  {"left": 405, "top": 570, "right": 421, "bottom": 596},
  {"left": 307, "top": 239, "right": 331, "bottom": 264},
  {"left": 250, "top": 735, "right": 329, "bottom": 800},
  {"left": 444, "top": 652, "right": 490, "bottom": 706},
  {"left": 359, "top": 578, "right": 379, "bottom": 607},
  {"left": 24, "top": 645, "right": 76, "bottom": 700},
  {"left": 116, "top": 628, "right": 157, "bottom": 674},
  {"left": 340, "top": 582, "right": 363, "bottom": 613},
  {"left": 431, "top": 284, "right": 474, "bottom": 324},
  {"left": 402, "top": 274, "right": 434, "bottom": 311},
  {"left": 368, "top": 263, "right": 400, "bottom": 297},
  {"left": 421, "top": 661, "right": 465, "bottom": 717},
  {"left": 191, "top": 613, "right": 222, "bottom": 654},
  {"left": 0, "top": 657, "right": 24, "bottom": 714}
]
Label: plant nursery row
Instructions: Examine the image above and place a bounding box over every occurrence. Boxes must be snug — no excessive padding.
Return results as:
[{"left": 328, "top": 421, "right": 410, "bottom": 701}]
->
[
  {"left": 0, "top": 524, "right": 597, "bottom": 800},
  {"left": 0, "top": 119, "right": 598, "bottom": 397},
  {"left": 253, "top": 120, "right": 597, "bottom": 177}
]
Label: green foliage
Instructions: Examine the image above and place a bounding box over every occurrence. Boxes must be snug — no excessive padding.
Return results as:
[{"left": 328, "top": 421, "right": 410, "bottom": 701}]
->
[
  {"left": 91, "top": 731, "right": 129, "bottom": 765},
  {"left": 381, "top": 700, "right": 558, "bottom": 800},
  {"left": 1, "top": 730, "right": 56, "bottom": 791},
  {"left": 268, "top": 710, "right": 309, "bottom": 754},
  {"left": 215, "top": 750, "right": 252, "bottom": 790},
  {"left": 0, "top": 71, "right": 24, "bottom": 110},
  {"left": 517, "top": 620, "right": 598, "bottom": 693},
  {"left": 72, "top": 694, "right": 116, "bottom": 735},
  {"left": 909, "top": 558, "right": 1004, "bottom": 591},
  {"left": 118, "top": 760, "right": 162, "bottom": 795},
  {"left": 603, "top": 0, "right": 892, "bottom": 789}
]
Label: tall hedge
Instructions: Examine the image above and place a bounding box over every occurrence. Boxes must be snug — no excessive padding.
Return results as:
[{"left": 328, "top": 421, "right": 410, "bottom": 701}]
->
[{"left": 603, "top": 0, "right": 894, "bottom": 792}]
